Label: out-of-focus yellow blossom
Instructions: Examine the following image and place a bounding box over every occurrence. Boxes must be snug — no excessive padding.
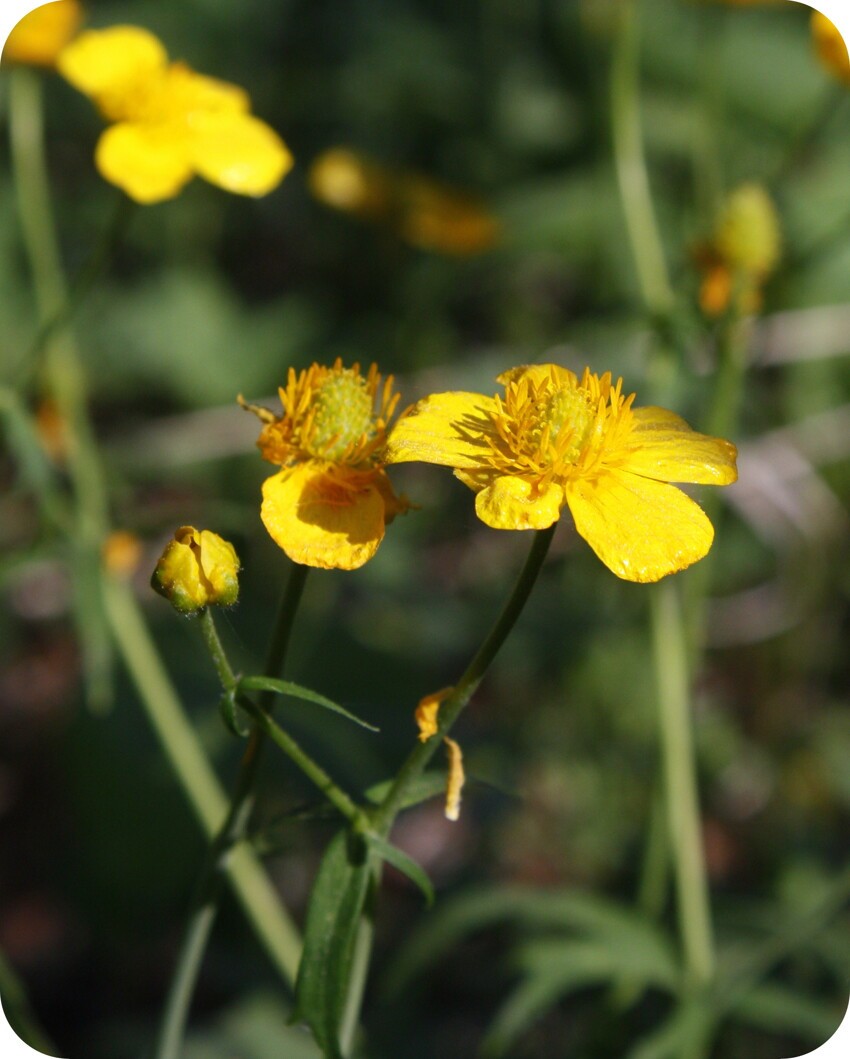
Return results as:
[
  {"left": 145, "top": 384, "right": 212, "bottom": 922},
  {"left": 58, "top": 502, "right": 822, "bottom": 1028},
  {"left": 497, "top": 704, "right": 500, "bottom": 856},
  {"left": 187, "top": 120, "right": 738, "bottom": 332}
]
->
[
  {"left": 2, "top": 1, "right": 82, "bottom": 68},
  {"left": 309, "top": 147, "right": 499, "bottom": 255},
  {"left": 242, "top": 360, "right": 409, "bottom": 571},
  {"left": 56, "top": 25, "right": 292, "bottom": 203},
  {"left": 385, "top": 364, "right": 738, "bottom": 583},
  {"left": 102, "top": 530, "right": 143, "bottom": 578},
  {"left": 811, "top": 11, "right": 850, "bottom": 85},
  {"left": 696, "top": 183, "right": 780, "bottom": 317},
  {"left": 415, "top": 688, "right": 465, "bottom": 821},
  {"left": 151, "top": 526, "right": 240, "bottom": 614}
]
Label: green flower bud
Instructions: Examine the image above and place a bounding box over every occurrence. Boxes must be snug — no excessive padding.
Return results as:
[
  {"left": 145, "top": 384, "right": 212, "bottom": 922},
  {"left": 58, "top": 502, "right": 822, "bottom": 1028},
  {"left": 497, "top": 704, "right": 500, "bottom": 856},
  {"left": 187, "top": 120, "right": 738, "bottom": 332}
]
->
[{"left": 151, "top": 526, "right": 239, "bottom": 614}]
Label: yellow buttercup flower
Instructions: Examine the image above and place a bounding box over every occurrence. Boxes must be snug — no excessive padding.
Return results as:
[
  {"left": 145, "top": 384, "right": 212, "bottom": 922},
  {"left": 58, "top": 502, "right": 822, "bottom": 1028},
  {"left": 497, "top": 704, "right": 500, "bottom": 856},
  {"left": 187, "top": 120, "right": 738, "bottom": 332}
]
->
[
  {"left": 2, "top": 1, "right": 82, "bottom": 68},
  {"left": 385, "top": 364, "right": 738, "bottom": 583},
  {"left": 242, "top": 360, "right": 409, "bottom": 571},
  {"left": 811, "top": 12, "right": 850, "bottom": 85},
  {"left": 151, "top": 526, "right": 240, "bottom": 614},
  {"left": 56, "top": 25, "right": 292, "bottom": 203},
  {"left": 309, "top": 147, "right": 500, "bottom": 255},
  {"left": 696, "top": 183, "right": 780, "bottom": 318}
]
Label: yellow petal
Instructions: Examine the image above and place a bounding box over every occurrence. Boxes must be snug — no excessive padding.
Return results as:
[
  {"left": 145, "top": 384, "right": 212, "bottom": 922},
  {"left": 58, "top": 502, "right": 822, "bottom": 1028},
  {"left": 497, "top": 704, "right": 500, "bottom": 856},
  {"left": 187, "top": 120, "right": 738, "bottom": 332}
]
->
[
  {"left": 383, "top": 391, "right": 498, "bottom": 468},
  {"left": 261, "top": 463, "right": 386, "bottom": 570},
  {"left": 496, "top": 364, "right": 577, "bottom": 389},
  {"left": 812, "top": 12, "right": 850, "bottom": 86},
  {"left": 415, "top": 687, "right": 452, "bottom": 742},
  {"left": 57, "top": 26, "right": 167, "bottom": 111},
  {"left": 443, "top": 737, "right": 465, "bottom": 821},
  {"left": 164, "top": 64, "right": 249, "bottom": 117},
  {"left": 95, "top": 123, "right": 193, "bottom": 203},
  {"left": 626, "top": 407, "right": 738, "bottom": 485},
  {"left": 189, "top": 112, "right": 293, "bottom": 196},
  {"left": 475, "top": 475, "right": 564, "bottom": 531},
  {"left": 565, "top": 470, "right": 714, "bottom": 582},
  {"left": 3, "top": 0, "right": 82, "bottom": 67}
]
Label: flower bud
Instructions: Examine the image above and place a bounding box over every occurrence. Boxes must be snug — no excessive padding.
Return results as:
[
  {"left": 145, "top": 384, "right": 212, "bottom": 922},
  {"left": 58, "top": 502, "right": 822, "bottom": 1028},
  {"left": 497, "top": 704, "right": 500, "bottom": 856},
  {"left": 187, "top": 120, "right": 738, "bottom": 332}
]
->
[{"left": 151, "top": 526, "right": 239, "bottom": 614}]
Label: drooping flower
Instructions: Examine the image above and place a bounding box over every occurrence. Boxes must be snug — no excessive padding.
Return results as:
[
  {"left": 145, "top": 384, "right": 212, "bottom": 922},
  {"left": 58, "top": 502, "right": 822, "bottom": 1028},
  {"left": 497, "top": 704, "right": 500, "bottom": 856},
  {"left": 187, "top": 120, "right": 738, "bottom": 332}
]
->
[
  {"left": 811, "top": 12, "right": 850, "bottom": 86},
  {"left": 695, "top": 183, "right": 780, "bottom": 318},
  {"left": 384, "top": 365, "right": 738, "bottom": 583},
  {"left": 2, "top": 1, "right": 82, "bottom": 68},
  {"left": 242, "top": 360, "right": 409, "bottom": 571},
  {"left": 308, "top": 147, "right": 500, "bottom": 255},
  {"left": 151, "top": 526, "right": 240, "bottom": 613},
  {"left": 57, "top": 25, "right": 292, "bottom": 203}
]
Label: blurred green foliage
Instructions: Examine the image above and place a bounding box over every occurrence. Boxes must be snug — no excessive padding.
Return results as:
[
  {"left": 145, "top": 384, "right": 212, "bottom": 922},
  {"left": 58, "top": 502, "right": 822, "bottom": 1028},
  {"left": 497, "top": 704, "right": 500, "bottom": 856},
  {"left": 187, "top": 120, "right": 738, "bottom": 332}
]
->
[{"left": 1, "top": 0, "right": 849, "bottom": 1056}]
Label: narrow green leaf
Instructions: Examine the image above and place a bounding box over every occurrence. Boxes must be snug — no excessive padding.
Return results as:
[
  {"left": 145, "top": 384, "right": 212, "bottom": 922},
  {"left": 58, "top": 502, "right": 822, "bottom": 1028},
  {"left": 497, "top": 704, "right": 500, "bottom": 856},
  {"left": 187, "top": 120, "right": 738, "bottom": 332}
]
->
[
  {"left": 364, "top": 772, "right": 447, "bottom": 810},
  {"left": 238, "top": 676, "right": 379, "bottom": 732},
  {"left": 366, "top": 835, "right": 434, "bottom": 907},
  {"left": 295, "top": 831, "right": 372, "bottom": 1058},
  {"left": 730, "top": 982, "right": 845, "bottom": 1043}
]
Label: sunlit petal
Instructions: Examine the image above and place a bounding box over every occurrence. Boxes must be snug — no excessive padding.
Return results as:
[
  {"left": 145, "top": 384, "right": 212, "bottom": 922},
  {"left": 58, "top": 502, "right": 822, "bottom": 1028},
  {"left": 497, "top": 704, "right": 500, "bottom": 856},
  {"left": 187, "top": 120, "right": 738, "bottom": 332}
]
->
[
  {"left": 625, "top": 407, "right": 739, "bottom": 485},
  {"left": 476, "top": 475, "right": 564, "bottom": 531},
  {"left": 566, "top": 470, "right": 714, "bottom": 582},
  {"left": 190, "top": 112, "right": 293, "bottom": 195},
  {"left": 95, "top": 123, "right": 193, "bottom": 202},
  {"left": 384, "top": 392, "right": 499, "bottom": 468}
]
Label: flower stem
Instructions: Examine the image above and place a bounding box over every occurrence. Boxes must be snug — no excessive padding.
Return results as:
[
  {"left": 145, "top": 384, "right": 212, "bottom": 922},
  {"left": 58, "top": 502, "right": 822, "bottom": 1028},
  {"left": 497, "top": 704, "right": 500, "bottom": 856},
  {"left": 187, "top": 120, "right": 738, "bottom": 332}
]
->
[
  {"left": 153, "top": 563, "right": 310, "bottom": 1059},
  {"left": 650, "top": 580, "right": 715, "bottom": 988},
  {"left": 610, "top": 0, "right": 674, "bottom": 322},
  {"left": 372, "top": 525, "right": 556, "bottom": 836}
]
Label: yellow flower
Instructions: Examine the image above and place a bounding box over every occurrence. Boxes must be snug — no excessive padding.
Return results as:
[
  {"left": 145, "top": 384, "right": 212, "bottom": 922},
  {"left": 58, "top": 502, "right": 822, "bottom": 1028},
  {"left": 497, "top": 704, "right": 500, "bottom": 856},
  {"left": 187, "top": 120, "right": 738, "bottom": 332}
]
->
[
  {"left": 811, "top": 12, "right": 850, "bottom": 85},
  {"left": 242, "top": 360, "right": 408, "bottom": 571},
  {"left": 56, "top": 25, "right": 292, "bottom": 203},
  {"left": 696, "top": 183, "right": 780, "bottom": 318},
  {"left": 2, "top": 1, "right": 82, "bottom": 68},
  {"left": 385, "top": 365, "right": 738, "bottom": 583},
  {"left": 308, "top": 147, "right": 500, "bottom": 255},
  {"left": 151, "top": 526, "right": 240, "bottom": 613}
]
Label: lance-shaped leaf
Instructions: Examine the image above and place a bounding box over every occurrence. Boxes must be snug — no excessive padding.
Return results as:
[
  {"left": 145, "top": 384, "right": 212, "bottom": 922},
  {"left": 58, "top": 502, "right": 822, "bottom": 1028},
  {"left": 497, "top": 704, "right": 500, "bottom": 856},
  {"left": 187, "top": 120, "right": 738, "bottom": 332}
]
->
[
  {"left": 366, "top": 834, "right": 434, "bottom": 907},
  {"left": 294, "top": 831, "right": 373, "bottom": 1058},
  {"left": 238, "top": 676, "right": 379, "bottom": 731}
]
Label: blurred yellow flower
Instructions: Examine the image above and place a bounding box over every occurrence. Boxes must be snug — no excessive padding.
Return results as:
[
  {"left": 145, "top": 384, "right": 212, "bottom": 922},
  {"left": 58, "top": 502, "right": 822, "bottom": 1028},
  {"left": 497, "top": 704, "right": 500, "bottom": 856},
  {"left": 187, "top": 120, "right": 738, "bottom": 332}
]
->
[
  {"left": 102, "top": 530, "right": 143, "bottom": 578},
  {"left": 151, "top": 526, "right": 240, "bottom": 614},
  {"left": 57, "top": 25, "right": 292, "bottom": 203},
  {"left": 811, "top": 11, "right": 850, "bottom": 85},
  {"left": 385, "top": 364, "right": 738, "bottom": 583},
  {"left": 242, "top": 360, "right": 409, "bottom": 571},
  {"left": 2, "top": 1, "right": 82, "bottom": 67},
  {"left": 696, "top": 183, "right": 780, "bottom": 317},
  {"left": 309, "top": 147, "right": 500, "bottom": 255}
]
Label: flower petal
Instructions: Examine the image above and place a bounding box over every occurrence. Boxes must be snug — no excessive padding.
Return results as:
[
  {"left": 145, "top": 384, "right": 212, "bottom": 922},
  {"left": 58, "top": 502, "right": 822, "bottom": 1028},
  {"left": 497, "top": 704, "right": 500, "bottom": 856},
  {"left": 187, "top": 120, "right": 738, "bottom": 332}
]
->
[
  {"left": 58, "top": 26, "right": 167, "bottom": 111},
  {"left": 383, "top": 391, "right": 498, "bottom": 468},
  {"left": 496, "top": 364, "right": 577, "bottom": 389},
  {"left": 476, "top": 475, "right": 564, "bottom": 530},
  {"left": 565, "top": 470, "right": 714, "bottom": 582},
  {"left": 189, "top": 112, "right": 293, "bottom": 196},
  {"left": 3, "top": 0, "right": 83, "bottom": 67},
  {"left": 95, "top": 123, "right": 193, "bottom": 203},
  {"left": 261, "top": 463, "right": 386, "bottom": 570},
  {"left": 165, "top": 64, "right": 250, "bottom": 116},
  {"left": 625, "top": 407, "right": 738, "bottom": 485}
]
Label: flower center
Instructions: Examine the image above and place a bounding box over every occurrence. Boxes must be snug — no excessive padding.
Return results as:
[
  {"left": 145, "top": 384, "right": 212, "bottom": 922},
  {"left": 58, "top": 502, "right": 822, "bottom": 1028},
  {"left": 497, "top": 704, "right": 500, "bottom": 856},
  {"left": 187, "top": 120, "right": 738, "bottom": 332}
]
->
[
  {"left": 309, "top": 370, "right": 375, "bottom": 460},
  {"left": 540, "top": 385, "right": 593, "bottom": 464}
]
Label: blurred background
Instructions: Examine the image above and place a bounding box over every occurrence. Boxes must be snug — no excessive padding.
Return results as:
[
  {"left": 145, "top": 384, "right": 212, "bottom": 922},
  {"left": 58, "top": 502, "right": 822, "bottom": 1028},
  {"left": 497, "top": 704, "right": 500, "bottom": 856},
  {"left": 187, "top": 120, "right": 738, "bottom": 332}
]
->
[{"left": 1, "top": 0, "right": 849, "bottom": 1056}]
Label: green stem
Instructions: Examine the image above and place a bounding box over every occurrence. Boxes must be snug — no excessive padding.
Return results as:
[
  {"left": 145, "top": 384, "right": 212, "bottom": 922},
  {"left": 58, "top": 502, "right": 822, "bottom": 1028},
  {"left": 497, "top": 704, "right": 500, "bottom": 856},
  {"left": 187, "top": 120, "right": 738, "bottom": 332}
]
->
[
  {"left": 650, "top": 580, "right": 715, "bottom": 988},
  {"left": 153, "top": 564, "right": 309, "bottom": 1059},
  {"left": 102, "top": 575, "right": 302, "bottom": 988},
  {"left": 373, "top": 526, "right": 555, "bottom": 835},
  {"left": 610, "top": 0, "right": 674, "bottom": 321}
]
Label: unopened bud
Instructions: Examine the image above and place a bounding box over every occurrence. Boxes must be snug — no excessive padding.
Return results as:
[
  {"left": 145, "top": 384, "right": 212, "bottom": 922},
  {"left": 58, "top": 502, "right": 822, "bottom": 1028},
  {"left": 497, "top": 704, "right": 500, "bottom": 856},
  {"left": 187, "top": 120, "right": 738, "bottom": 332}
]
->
[{"left": 151, "top": 526, "right": 239, "bottom": 614}]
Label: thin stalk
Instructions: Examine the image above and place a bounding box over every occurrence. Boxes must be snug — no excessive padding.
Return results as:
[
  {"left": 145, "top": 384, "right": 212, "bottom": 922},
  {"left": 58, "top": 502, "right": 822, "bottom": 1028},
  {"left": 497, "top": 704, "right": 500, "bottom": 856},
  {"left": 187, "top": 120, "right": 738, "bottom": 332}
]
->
[
  {"left": 373, "top": 526, "right": 555, "bottom": 836},
  {"left": 610, "top": 0, "right": 674, "bottom": 321},
  {"left": 102, "top": 575, "right": 302, "bottom": 986},
  {"left": 153, "top": 563, "right": 310, "bottom": 1059},
  {"left": 650, "top": 581, "right": 715, "bottom": 988}
]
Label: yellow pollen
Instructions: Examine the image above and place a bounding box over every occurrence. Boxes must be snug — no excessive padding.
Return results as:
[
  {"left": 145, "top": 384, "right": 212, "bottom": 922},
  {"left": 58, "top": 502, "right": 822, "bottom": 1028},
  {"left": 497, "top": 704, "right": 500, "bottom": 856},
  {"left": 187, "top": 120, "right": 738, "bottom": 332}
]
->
[{"left": 308, "top": 369, "right": 375, "bottom": 460}]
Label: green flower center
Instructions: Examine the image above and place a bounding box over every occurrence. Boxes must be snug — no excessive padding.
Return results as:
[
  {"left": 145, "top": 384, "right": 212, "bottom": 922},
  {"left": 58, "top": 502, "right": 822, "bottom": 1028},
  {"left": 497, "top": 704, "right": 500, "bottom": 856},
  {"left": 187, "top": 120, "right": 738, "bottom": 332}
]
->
[
  {"left": 540, "top": 385, "right": 593, "bottom": 464},
  {"left": 309, "top": 370, "right": 375, "bottom": 460}
]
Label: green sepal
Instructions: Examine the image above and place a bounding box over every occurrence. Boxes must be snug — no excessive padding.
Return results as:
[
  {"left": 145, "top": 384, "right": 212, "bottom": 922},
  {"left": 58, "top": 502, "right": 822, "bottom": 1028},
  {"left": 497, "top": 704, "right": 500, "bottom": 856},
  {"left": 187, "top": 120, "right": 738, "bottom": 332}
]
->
[{"left": 238, "top": 675, "right": 379, "bottom": 732}]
